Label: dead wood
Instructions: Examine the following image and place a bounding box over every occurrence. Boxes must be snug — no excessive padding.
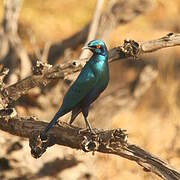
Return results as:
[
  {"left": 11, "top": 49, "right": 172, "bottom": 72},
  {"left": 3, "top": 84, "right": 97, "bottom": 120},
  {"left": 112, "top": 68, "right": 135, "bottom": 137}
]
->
[
  {"left": 0, "top": 111, "right": 179, "bottom": 180},
  {"left": 1, "top": 33, "right": 179, "bottom": 106}
]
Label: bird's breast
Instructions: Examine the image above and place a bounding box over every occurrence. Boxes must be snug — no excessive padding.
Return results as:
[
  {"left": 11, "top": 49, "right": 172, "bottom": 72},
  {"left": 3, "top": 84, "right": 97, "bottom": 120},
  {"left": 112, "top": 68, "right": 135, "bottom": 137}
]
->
[{"left": 93, "top": 58, "right": 108, "bottom": 72}]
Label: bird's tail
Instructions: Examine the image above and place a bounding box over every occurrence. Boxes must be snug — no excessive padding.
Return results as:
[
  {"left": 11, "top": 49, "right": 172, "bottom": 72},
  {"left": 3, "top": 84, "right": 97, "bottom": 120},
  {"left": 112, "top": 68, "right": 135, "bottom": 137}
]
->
[{"left": 42, "top": 112, "right": 63, "bottom": 135}]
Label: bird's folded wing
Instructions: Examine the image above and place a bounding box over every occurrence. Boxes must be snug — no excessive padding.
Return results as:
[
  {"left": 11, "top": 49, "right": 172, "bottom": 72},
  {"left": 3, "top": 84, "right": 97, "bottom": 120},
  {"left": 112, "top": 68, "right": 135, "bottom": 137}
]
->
[{"left": 60, "top": 64, "right": 96, "bottom": 112}]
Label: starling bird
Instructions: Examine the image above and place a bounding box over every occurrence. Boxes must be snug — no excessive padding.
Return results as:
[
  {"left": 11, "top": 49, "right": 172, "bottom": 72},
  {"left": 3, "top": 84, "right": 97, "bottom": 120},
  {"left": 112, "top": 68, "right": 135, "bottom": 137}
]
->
[{"left": 43, "top": 40, "right": 109, "bottom": 135}]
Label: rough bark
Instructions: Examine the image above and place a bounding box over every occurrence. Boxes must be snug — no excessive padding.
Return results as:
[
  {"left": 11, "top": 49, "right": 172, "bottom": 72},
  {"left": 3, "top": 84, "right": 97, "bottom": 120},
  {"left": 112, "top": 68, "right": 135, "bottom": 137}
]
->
[
  {"left": 0, "top": 110, "right": 179, "bottom": 180},
  {"left": 1, "top": 33, "right": 180, "bottom": 179},
  {"left": 1, "top": 33, "right": 179, "bottom": 106}
]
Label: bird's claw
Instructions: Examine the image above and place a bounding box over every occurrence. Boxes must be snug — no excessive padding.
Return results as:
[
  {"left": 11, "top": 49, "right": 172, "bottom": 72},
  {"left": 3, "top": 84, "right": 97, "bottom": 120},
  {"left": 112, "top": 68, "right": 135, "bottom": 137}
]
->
[
  {"left": 79, "top": 127, "right": 96, "bottom": 136},
  {"left": 78, "top": 127, "right": 89, "bottom": 134}
]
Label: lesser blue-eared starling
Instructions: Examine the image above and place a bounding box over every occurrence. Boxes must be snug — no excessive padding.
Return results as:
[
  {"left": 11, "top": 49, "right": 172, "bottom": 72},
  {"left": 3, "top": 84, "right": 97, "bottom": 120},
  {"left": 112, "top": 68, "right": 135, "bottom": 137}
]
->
[{"left": 43, "top": 40, "right": 109, "bottom": 134}]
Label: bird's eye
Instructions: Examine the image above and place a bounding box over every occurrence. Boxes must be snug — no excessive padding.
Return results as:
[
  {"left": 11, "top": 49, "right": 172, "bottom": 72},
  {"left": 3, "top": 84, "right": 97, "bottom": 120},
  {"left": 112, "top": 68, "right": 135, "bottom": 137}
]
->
[{"left": 96, "top": 45, "right": 101, "bottom": 49}]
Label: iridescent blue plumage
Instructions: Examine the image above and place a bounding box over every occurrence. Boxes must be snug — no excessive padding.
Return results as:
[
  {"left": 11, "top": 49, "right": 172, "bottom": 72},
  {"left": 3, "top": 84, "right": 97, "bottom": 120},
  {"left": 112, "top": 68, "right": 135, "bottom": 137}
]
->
[{"left": 43, "top": 40, "right": 109, "bottom": 134}]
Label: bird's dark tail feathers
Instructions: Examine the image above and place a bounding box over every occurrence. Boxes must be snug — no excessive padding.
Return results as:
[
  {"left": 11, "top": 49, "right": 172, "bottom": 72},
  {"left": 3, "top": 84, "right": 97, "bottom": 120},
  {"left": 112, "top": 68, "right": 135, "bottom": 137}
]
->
[{"left": 42, "top": 112, "right": 62, "bottom": 135}]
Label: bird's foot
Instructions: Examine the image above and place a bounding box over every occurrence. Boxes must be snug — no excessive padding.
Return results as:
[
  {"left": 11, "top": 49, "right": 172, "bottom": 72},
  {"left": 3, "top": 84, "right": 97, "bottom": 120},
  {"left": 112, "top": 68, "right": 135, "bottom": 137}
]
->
[
  {"left": 79, "top": 127, "right": 96, "bottom": 135},
  {"left": 78, "top": 127, "right": 89, "bottom": 134}
]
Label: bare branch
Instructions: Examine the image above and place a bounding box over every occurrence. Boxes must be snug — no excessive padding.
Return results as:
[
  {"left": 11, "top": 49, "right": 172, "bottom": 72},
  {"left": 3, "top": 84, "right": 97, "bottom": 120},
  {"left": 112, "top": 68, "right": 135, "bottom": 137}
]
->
[
  {"left": 2, "top": 0, "right": 21, "bottom": 35},
  {"left": 0, "top": 59, "right": 85, "bottom": 106},
  {"left": 41, "top": 42, "right": 51, "bottom": 63},
  {"left": 109, "top": 33, "right": 180, "bottom": 62},
  {"left": 0, "top": 0, "right": 32, "bottom": 80},
  {"left": 80, "top": 0, "right": 104, "bottom": 59},
  {"left": 0, "top": 33, "right": 180, "bottom": 179},
  {"left": 140, "top": 33, "right": 180, "bottom": 53},
  {"left": 0, "top": 0, "right": 22, "bottom": 60},
  {"left": 0, "top": 111, "right": 179, "bottom": 180},
  {"left": 1, "top": 33, "right": 179, "bottom": 106},
  {"left": 86, "top": 0, "right": 104, "bottom": 42}
]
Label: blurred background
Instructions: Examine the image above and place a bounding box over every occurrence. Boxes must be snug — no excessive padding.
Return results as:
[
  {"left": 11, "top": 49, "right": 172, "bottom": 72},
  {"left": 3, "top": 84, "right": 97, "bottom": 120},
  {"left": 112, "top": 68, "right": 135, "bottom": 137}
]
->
[{"left": 0, "top": 0, "right": 180, "bottom": 179}]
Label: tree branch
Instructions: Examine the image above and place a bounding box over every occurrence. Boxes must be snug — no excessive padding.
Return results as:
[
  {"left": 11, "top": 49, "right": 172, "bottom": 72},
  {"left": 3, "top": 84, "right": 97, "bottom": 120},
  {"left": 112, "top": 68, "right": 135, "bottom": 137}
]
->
[
  {"left": 0, "top": 60, "right": 82, "bottom": 106},
  {"left": 0, "top": 110, "right": 180, "bottom": 180},
  {"left": 0, "top": 0, "right": 32, "bottom": 81},
  {"left": 1, "top": 33, "right": 180, "bottom": 179},
  {"left": 109, "top": 33, "right": 180, "bottom": 62},
  {"left": 79, "top": 0, "right": 104, "bottom": 59},
  {"left": 1, "top": 33, "right": 179, "bottom": 106}
]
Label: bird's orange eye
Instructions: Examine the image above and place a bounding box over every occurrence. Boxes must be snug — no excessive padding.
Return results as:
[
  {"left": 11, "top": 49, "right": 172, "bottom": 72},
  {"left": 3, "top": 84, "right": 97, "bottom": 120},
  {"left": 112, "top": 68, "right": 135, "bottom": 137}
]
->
[{"left": 96, "top": 45, "right": 101, "bottom": 49}]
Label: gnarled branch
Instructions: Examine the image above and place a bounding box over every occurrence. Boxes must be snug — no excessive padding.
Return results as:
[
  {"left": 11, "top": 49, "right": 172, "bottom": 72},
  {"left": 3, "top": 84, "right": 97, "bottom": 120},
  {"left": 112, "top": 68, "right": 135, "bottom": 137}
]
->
[
  {"left": 109, "top": 33, "right": 180, "bottom": 62},
  {"left": 0, "top": 110, "right": 180, "bottom": 180},
  {"left": 1, "top": 33, "right": 179, "bottom": 106},
  {"left": 0, "top": 33, "right": 180, "bottom": 179}
]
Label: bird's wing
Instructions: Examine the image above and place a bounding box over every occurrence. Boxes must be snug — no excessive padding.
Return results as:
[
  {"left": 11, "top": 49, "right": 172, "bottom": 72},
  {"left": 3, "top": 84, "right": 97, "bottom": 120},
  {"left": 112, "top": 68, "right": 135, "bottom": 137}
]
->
[{"left": 60, "top": 63, "right": 96, "bottom": 113}]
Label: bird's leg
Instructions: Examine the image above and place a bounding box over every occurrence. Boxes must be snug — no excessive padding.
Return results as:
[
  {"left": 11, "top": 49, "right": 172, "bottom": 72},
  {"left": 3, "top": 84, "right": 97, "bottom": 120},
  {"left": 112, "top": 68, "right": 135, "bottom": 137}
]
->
[
  {"left": 84, "top": 117, "right": 93, "bottom": 133},
  {"left": 79, "top": 107, "right": 96, "bottom": 134},
  {"left": 79, "top": 117, "right": 96, "bottom": 135}
]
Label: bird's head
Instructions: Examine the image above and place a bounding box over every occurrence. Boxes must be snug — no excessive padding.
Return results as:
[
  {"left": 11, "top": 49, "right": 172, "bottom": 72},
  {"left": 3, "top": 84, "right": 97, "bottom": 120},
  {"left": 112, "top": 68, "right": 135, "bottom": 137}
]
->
[{"left": 83, "top": 40, "right": 108, "bottom": 56}]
